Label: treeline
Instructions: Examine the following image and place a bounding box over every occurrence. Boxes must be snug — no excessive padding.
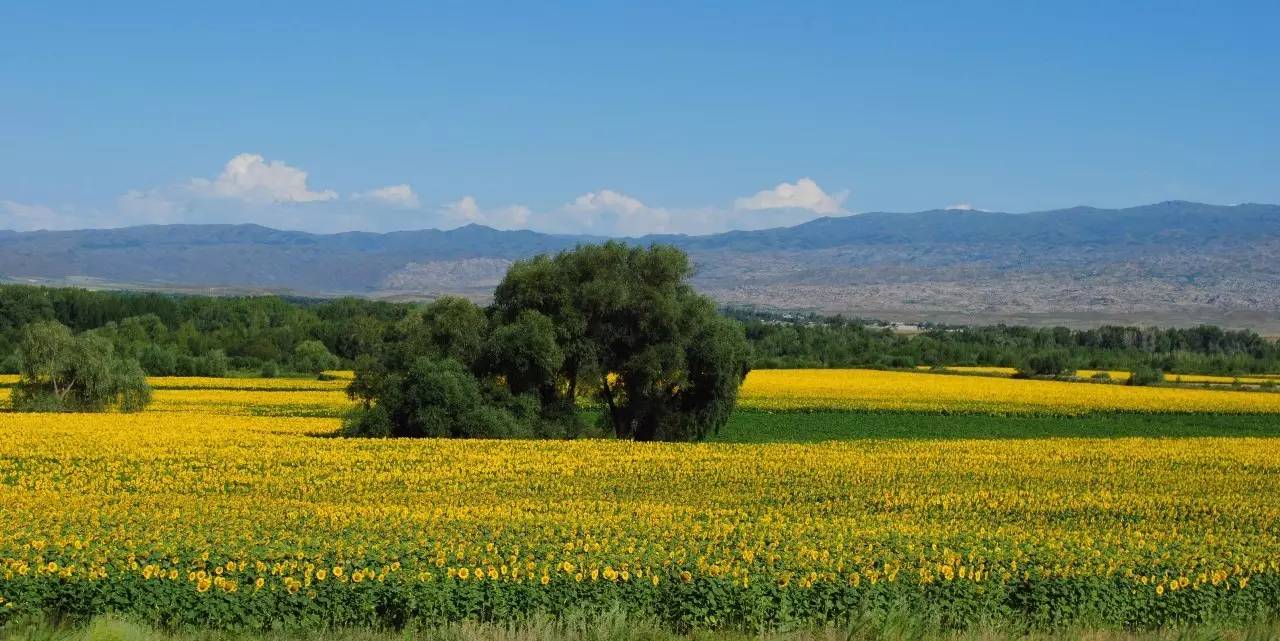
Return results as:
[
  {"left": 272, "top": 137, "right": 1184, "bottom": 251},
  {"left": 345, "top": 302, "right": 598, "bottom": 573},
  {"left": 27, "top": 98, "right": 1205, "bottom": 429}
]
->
[
  {"left": 733, "top": 311, "right": 1280, "bottom": 376},
  {"left": 2, "top": 284, "right": 1278, "bottom": 377},
  {"left": 0, "top": 285, "right": 405, "bottom": 376}
]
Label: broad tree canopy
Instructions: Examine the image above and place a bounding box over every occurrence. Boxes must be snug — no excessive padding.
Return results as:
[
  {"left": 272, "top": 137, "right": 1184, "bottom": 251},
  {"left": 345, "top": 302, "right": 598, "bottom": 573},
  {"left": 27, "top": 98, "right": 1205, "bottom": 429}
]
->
[{"left": 345, "top": 242, "right": 751, "bottom": 441}]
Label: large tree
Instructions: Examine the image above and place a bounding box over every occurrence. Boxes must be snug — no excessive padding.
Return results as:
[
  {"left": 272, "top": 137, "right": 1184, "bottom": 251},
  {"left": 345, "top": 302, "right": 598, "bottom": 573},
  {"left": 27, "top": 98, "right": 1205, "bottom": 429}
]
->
[
  {"left": 11, "top": 321, "right": 152, "bottom": 412},
  {"left": 491, "top": 242, "right": 752, "bottom": 441},
  {"left": 345, "top": 243, "right": 751, "bottom": 441}
]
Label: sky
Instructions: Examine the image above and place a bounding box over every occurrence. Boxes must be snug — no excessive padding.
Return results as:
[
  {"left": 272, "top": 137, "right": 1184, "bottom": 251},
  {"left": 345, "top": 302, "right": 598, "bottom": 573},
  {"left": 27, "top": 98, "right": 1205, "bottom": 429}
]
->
[{"left": 2, "top": 1, "right": 1278, "bottom": 236}]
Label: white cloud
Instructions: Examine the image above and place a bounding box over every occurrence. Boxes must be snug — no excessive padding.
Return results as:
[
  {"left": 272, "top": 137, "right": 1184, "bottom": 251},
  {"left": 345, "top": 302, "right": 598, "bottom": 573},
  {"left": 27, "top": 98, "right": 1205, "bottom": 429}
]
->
[
  {"left": 355, "top": 184, "right": 420, "bottom": 208},
  {"left": 945, "top": 203, "right": 990, "bottom": 212},
  {"left": 100, "top": 153, "right": 419, "bottom": 232},
  {"left": 190, "top": 153, "right": 337, "bottom": 204},
  {"left": 560, "top": 189, "right": 672, "bottom": 236},
  {"left": 733, "top": 178, "right": 847, "bottom": 214},
  {"left": 564, "top": 190, "right": 649, "bottom": 218},
  {"left": 441, "top": 196, "right": 531, "bottom": 230},
  {"left": 9, "top": 158, "right": 849, "bottom": 236}
]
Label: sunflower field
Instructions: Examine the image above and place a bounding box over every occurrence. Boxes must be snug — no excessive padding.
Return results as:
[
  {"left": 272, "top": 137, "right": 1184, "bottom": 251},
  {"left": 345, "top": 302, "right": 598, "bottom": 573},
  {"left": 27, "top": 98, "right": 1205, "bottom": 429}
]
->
[{"left": 1, "top": 370, "right": 1279, "bottom": 631}]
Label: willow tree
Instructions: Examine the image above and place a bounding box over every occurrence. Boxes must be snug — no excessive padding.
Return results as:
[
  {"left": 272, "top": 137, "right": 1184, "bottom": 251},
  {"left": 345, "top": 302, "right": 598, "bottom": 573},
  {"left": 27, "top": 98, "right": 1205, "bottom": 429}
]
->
[{"left": 11, "top": 321, "right": 152, "bottom": 412}]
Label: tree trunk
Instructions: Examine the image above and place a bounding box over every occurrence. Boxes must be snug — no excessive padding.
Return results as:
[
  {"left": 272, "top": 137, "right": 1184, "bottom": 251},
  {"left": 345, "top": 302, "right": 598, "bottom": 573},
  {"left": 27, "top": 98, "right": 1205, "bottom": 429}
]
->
[{"left": 600, "top": 374, "right": 625, "bottom": 438}]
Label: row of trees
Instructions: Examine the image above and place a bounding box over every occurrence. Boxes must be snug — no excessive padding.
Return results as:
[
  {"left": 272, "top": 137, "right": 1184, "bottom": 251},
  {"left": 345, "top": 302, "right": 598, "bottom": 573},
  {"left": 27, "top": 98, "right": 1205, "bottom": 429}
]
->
[
  {"left": 4, "top": 273, "right": 1279, "bottom": 382},
  {"left": 737, "top": 313, "right": 1280, "bottom": 376},
  {"left": 0, "top": 287, "right": 364, "bottom": 376}
]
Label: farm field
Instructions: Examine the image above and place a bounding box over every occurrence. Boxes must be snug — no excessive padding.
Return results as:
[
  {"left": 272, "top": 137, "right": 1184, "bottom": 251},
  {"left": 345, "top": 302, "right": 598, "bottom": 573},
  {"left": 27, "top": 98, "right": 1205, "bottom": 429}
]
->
[
  {"left": 2, "top": 369, "right": 1280, "bottom": 633},
  {"left": 8, "top": 368, "right": 1280, "bottom": 417},
  {"left": 923, "top": 366, "right": 1280, "bottom": 386}
]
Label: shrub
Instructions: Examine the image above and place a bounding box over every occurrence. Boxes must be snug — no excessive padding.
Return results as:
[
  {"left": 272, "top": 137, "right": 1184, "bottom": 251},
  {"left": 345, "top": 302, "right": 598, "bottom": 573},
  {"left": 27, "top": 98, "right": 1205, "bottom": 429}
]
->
[
  {"left": 293, "top": 340, "right": 340, "bottom": 375},
  {"left": 0, "top": 350, "right": 19, "bottom": 374},
  {"left": 1017, "top": 352, "right": 1072, "bottom": 378},
  {"left": 259, "top": 360, "right": 280, "bottom": 378},
  {"left": 1128, "top": 366, "right": 1165, "bottom": 386},
  {"left": 138, "top": 344, "right": 177, "bottom": 376},
  {"left": 342, "top": 357, "right": 539, "bottom": 438}
]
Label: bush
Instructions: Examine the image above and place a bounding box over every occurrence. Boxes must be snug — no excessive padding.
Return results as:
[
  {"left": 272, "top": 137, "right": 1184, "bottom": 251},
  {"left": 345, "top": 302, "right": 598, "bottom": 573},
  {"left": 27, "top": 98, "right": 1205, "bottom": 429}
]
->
[
  {"left": 1128, "top": 366, "right": 1165, "bottom": 386},
  {"left": 259, "top": 360, "right": 280, "bottom": 378},
  {"left": 342, "top": 357, "right": 540, "bottom": 438},
  {"left": 138, "top": 344, "right": 177, "bottom": 376},
  {"left": 1090, "top": 371, "right": 1112, "bottom": 381},
  {"left": 1017, "top": 352, "right": 1072, "bottom": 378},
  {"left": 197, "top": 350, "right": 229, "bottom": 377},
  {"left": 293, "top": 340, "right": 339, "bottom": 375},
  {"left": 0, "top": 350, "right": 19, "bottom": 374}
]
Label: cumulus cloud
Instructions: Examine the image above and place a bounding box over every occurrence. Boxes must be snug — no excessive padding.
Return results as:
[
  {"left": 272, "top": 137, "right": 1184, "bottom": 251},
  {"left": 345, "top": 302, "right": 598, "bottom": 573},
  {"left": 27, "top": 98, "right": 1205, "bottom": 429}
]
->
[
  {"left": 7, "top": 155, "right": 851, "bottom": 236},
  {"left": 189, "top": 153, "right": 337, "bottom": 204},
  {"left": 355, "top": 184, "right": 420, "bottom": 208},
  {"left": 733, "top": 178, "right": 847, "bottom": 214},
  {"left": 560, "top": 189, "right": 673, "bottom": 236},
  {"left": 102, "top": 153, "right": 420, "bottom": 232},
  {"left": 441, "top": 196, "right": 532, "bottom": 230}
]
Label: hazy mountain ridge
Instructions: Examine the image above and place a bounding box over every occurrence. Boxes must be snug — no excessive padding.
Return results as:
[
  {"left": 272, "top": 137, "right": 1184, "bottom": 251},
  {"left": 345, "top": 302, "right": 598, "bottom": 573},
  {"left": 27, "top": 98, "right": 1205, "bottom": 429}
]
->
[{"left": 3, "top": 201, "right": 1278, "bottom": 329}]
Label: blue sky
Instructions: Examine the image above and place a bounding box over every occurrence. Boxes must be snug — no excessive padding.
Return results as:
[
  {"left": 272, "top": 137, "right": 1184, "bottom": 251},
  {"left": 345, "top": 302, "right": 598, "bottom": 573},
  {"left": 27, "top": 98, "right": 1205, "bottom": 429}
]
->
[{"left": 2, "top": 1, "right": 1278, "bottom": 235}]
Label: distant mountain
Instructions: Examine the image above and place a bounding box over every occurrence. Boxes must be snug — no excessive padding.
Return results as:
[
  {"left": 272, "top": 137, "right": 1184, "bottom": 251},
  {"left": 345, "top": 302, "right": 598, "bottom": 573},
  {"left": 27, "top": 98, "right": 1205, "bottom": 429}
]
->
[{"left": 3, "top": 201, "right": 1279, "bottom": 330}]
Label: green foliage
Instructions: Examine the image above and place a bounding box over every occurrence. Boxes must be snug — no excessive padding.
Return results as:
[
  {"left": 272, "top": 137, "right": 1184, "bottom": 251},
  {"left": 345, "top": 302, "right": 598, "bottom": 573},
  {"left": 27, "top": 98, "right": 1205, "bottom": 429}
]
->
[
  {"left": 79, "top": 615, "right": 152, "bottom": 641},
  {"left": 735, "top": 310, "right": 1280, "bottom": 376},
  {"left": 8, "top": 611, "right": 1279, "bottom": 641},
  {"left": 0, "top": 569, "right": 1275, "bottom": 633},
  {"left": 1128, "top": 366, "right": 1166, "bottom": 387},
  {"left": 259, "top": 360, "right": 279, "bottom": 378},
  {"left": 3, "top": 284, "right": 1280, "bottom": 381},
  {"left": 490, "top": 243, "right": 752, "bottom": 442},
  {"left": 345, "top": 244, "right": 751, "bottom": 441},
  {"left": 292, "top": 340, "right": 339, "bottom": 375},
  {"left": 711, "top": 410, "right": 1280, "bottom": 443},
  {"left": 399, "top": 297, "right": 489, "bottom": 365},
  {"left": 342, "top": 357, "right": 540, "bottom": 438},
  {"left": 1017, "top": 352, "right": 1073, "bottom": 378},
  {"left": 10, "top": 321, "right": 152, "bottom": 412},
  {"left": 183, "top": 349, "right": 229, "bottom": 377},
  {"left": 1, "top": 349, "right": 20, "bottom": 374},
  {"left": 479, "top": 310, "right": 564, "bottom": 398}
]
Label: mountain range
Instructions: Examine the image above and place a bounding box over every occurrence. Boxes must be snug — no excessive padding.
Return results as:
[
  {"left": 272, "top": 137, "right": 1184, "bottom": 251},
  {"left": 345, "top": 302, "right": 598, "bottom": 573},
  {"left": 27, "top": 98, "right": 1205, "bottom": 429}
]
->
[{"left": 3, "top": 201, "right": 1279, "bottom": 331}]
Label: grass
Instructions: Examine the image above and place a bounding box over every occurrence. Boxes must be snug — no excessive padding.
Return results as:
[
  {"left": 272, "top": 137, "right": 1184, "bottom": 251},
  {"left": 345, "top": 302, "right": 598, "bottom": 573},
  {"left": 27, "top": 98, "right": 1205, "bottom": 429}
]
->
[
  {"left": 4, "top": 614, "right": 1279, "bottom": 641},
  {"left": 711, "top": 410, "right": 1280, "bottom": 442}
]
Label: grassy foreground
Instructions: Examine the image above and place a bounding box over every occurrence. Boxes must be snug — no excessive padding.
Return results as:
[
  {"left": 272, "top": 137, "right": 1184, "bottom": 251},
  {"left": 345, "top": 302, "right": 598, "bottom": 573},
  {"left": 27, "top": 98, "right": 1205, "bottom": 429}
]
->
[{"left": 4, "top": 614, "right": 1280, "bottom": 641}]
